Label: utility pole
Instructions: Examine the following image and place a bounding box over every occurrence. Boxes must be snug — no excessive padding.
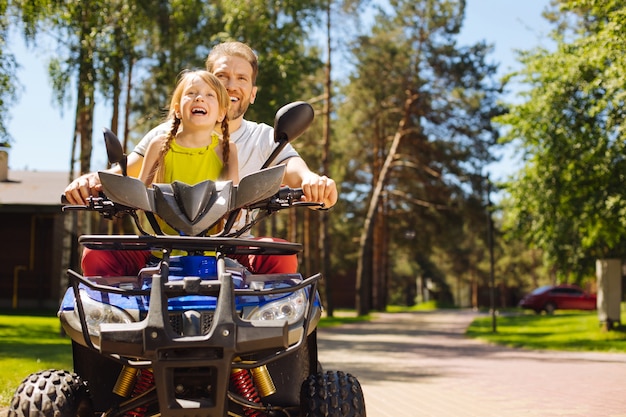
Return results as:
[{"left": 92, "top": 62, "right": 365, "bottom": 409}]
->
[
  {"left": 320, "top": 0, "right": 333, "bottom": 316},
  {"left": 486, "top": 176, "right": 497, "bottom": 333}
]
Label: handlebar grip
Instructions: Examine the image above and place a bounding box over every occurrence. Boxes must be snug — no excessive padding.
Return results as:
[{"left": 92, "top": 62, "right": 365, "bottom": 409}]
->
[{"left": 277, "top": 187, "right": 304, "bottom": 200}]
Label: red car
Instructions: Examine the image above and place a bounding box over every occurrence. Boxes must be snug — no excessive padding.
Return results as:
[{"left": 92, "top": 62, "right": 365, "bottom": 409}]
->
[{"left": 518, "top": 284, "right": 597, "bottom": 314}]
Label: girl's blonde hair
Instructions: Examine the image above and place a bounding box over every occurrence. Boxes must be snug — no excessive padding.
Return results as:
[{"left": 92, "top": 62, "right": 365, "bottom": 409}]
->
[{"left": 148, "top": 70, "right": 231, "bottom": 183}]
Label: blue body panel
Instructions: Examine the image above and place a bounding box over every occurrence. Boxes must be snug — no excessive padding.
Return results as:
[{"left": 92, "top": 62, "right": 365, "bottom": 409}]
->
[{"left": 61, "top": 255, "right": 319, "bottom": 314}]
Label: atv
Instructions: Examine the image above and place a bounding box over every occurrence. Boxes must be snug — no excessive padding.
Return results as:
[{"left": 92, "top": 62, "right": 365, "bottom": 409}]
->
[{"left": 8, "top": 102, "right": 366, "bottom": 417}]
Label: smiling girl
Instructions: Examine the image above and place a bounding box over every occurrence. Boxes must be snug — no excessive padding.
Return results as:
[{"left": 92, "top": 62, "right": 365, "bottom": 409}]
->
[{"left": 139, "top": 70, "right": 239, "bottom": 187}]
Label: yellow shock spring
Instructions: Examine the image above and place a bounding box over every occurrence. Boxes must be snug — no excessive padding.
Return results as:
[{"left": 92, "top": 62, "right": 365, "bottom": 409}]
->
[
  {"left": 113, "top": 365, "right": 139, "bottom": 398},
  {"left": 250, "top": 365, "right": 276, "bottom": 398}
]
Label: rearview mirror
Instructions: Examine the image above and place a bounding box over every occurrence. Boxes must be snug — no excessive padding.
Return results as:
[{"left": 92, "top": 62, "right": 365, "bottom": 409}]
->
[
  {"left": 274, "top": 101, "right": 314, "bottom": 145},
  {"left": 103, "top": 127, "right": 128, "bottom": 176},
  {"left": 262, "top": 101, "right": 314, "bottom": 169}
]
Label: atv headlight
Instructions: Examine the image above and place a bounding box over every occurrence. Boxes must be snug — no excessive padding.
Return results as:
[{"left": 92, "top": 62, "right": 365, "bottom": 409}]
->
[
  {"left": 78, "top": 290, "right": 134, "bottom": 336},
  {"left": 247, "top": 289, "right": 307, "bottom": 325}
]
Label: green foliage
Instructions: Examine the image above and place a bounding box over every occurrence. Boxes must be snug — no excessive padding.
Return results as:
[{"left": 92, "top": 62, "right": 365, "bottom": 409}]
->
[
  {"left": 497, "top": 1, "right": 626, "bottom": 280},
  {"left": 130, "top": 0, "right": 325, "bottom": 141},
  {"left": 0, "top": 0, "right": 18, "bottom": 142}
]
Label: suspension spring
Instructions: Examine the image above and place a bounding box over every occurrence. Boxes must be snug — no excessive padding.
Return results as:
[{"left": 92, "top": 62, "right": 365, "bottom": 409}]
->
[
  {"left": 113, "top": 366, "right": 138, "bottom": 398},
  {"left": 230, "top": 368, "right": 265, "bottom": 417},
  {"left": 125, "top": 368, "right": 155, "bottom": 417}
]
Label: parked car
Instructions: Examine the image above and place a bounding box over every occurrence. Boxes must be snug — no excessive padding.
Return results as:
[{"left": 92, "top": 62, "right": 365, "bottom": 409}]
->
[{"left": 518, "top": 284, "right": 597, "bottom": 314}]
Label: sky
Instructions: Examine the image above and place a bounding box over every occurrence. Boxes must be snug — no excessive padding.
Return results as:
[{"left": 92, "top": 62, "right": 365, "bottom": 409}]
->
[{"left": 5, "top": 0, "right": 553, "bottom": 180}]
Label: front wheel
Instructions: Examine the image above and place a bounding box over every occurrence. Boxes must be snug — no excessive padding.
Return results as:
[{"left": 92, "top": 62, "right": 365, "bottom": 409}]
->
[
  {"left": 9, "top": 369, "right": 92, "bottom": 417},
  {"left": 300, "top": 371, "right": 366, "bottom": 417},
  {"left": 544, "top": 302, "right": 556, "bottom": 315}
]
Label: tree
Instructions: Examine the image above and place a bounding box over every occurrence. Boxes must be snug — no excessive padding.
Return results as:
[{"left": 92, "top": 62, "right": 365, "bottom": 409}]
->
[
  {"left": 128, "top": 0, "right": 325, "bottom": 134},
  {"left": 338, "top": 0, "right": 503, "bottom": 314},
  {"left": 0, "top": 0, "right": 18, "bottom": 142},
  {"left": 496, "top": 0, "right": 626, "bottom": 280}
]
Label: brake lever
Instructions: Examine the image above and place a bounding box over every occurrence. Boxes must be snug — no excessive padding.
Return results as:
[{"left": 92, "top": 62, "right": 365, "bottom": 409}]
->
[{"left": 292, "top": 201, "right": 326, "bottom": 210}]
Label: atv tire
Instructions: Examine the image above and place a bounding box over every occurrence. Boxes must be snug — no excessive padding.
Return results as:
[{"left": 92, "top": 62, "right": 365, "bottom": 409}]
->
[
  {"left": 300, "top": 371, "right": 366, "bottom": 417},
  {"left": 9, "top": 369, "right": 92, "bottom": 417}
]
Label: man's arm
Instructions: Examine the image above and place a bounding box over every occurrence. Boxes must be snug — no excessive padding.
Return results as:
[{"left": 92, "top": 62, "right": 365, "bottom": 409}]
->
[
  {"left": 63, "top": 152, "right": 144, "bottom": 205},
  {"left": 63, "top": 122, "right": 170, "bottom": 205},
  {"left": 283, "top": 156, "right": 338, "bottom": 209}
]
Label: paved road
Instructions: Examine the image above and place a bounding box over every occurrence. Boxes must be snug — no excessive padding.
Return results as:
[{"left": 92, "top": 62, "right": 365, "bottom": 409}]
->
[
  {"left": 317, "top": 310, "right": 626, "bottom": 417},
  {"left": 3, "top": 310, "right": 625, "bottom": 417}
]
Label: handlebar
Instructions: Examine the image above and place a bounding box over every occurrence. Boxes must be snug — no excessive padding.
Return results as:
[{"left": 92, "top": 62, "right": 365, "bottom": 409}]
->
[
  {"left": 62, "top": 186, "right": 324, "bottom": 218},
  {"left": 61, "top": 193, "right": 135, "bottom": 220}
]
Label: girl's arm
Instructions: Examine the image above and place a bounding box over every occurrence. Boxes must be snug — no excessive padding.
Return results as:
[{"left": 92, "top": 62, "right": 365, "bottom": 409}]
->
[
  {"left": 139, "top": 135, "right": 168, "bottom": 186},
  {"left": 227, "top": 143, "right": 239, "bottom": 185}
]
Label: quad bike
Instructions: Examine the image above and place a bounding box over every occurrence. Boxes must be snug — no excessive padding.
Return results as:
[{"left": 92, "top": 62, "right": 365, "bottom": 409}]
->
[{"left": 9, "top": 102, "right": 366, "bottom": 417}]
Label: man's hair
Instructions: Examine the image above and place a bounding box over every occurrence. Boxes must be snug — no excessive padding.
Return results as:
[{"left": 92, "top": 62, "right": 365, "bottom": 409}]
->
[{"left": 205, "top": 41, "right": 259, "bottom": 85}]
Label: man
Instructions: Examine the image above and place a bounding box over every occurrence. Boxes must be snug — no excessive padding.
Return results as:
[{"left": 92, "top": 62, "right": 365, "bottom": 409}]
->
[
  {"left": 64, "top": 41, "right": 337, "bottom": 276},
  {"left": 65, "top": 42, "right": 336, "bottom": 207}
]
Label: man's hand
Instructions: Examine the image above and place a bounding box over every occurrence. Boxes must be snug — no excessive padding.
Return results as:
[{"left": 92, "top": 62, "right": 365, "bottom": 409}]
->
[
  {"left": 64, "top": 172, "right": 102, "bottom": 205},
  {"left": 300, "top": 172, "right": 338, "bottom": 209}
]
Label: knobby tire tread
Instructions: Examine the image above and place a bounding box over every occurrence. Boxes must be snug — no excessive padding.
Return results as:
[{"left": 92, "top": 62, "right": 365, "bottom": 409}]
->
[
  {"left": 8, "top": 369, "right": 92, "bottom": 417},
  {"left": 300, "top": 371, "right": 366, "bottom": 417}
]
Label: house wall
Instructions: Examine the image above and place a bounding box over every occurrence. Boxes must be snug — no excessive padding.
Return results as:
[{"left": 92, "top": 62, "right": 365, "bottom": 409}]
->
[{"left": 0, "top": 210, "right": 65, "bottom": 309}]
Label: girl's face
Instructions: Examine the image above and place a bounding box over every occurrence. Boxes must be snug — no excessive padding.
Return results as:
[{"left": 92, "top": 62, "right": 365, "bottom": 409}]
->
[{"left": 175, "top": 75, "right": 227, "bottom": 131}]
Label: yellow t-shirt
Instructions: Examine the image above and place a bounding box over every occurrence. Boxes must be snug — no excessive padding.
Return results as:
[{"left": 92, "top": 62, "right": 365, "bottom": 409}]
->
[
  {"left": 157, "top": 133, "right": 223, "bottom": 237},
  {"left": 161, "top": 133, "right": 223, "bottom": 184}
]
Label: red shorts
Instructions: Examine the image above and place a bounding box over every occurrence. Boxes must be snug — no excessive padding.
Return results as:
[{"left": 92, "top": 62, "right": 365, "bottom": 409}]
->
[{"left": 80, "top": 237, "right": 298, "bottom": 277}]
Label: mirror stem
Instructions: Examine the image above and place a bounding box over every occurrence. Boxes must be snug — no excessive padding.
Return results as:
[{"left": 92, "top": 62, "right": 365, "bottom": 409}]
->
[{"left": 261, "top": 137, "right": 288, "bottom": 170}]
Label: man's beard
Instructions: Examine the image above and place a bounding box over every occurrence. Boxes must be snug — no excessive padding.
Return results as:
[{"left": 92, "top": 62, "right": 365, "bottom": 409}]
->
[{"left": 229, "top": 98, "right": 250, "bottom": 121}]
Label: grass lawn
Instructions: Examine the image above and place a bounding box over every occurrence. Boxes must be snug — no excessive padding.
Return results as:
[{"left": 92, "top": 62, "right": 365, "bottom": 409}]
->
[
  {"left": 466, "top": 309, "right": 626, "bottom": 353},
  {"left": 0, "top": 310, "right": 72, "bottom": 407}
]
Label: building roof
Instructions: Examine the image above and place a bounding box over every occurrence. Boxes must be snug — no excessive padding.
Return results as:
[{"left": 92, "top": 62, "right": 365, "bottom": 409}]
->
[{"left": 0, "top": 170, "right": 70, "bottom": 206}]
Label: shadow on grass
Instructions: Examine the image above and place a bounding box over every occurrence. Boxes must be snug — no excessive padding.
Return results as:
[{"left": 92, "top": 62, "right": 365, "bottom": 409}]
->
[
  {"left": 0, "top": 308, "right": 59, "bottom": 317},
  {"left": 0, "top": 340, "right": 71, "bottom": 362}
]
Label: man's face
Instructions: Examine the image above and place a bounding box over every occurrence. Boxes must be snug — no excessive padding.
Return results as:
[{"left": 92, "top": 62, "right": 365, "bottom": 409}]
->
[{"left": 211, "top": 56, "right": 258, "bottom": 122}]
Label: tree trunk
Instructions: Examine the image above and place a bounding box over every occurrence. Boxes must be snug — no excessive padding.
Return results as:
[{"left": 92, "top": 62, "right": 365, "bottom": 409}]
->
[
  {"left": 356, "top": 92, "right": 417, "bottom": 316},
  {"left": 123, "top": 57, "right": 134, "bottom": 154}
]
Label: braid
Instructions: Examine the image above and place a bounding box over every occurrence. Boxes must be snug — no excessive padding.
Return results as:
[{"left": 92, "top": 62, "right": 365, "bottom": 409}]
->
[
  {"left": 220, "top": 117, "right": 230, "bottom": 179},
  {"left": 148, "top": 117, "right": 179, "bottom": 184},
  {"left": 166, "top": 117, "right": 180, "bottom": 153}
]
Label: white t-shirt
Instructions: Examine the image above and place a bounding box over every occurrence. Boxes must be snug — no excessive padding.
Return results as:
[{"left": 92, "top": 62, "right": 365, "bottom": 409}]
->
[
  {"left": 133, "top": 119, "right": 300, "bottom": 177},
  {"left": 133, "top": 119, "right": 301, "bottom": 235}
]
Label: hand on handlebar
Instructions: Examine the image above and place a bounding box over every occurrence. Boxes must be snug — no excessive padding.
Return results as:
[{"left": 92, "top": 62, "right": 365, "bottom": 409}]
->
[
  {"left": 64, "top": 172, "right": 103, "bottom": 205},
  {"left": 300, "top": 173, "right": 337, "bottom": 209},
  {"left": 248, "top": 187, "right": 323, "bottom": 211}
]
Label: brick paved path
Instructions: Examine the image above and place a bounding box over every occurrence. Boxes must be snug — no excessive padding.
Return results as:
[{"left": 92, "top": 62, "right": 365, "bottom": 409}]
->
[
  {"left": 3, "top": 310, "right": 624, "bottom": 417},
  {"left": 317, "top": 310, "right": 626, "bottom": 417}
]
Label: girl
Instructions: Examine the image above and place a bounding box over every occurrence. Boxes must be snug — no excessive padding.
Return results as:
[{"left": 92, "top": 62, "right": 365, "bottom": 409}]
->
[
  {"left": 80, "top": 70, "right": 236, "bottom": 276},
  {"left": 139, "top": 69, "right": 239, "bottom": 188}
]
